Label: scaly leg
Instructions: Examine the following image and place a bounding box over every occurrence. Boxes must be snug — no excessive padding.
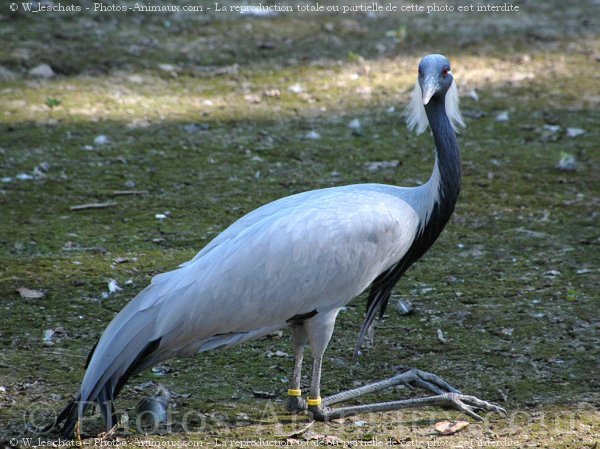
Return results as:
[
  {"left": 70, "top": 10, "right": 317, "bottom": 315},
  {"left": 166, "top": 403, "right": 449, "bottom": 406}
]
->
[
  {"left": 287, "top": 325, "right": 308, "bottom": 413},
  {"left": 302, "top": 309, "right": 340, "bottom": 415}
]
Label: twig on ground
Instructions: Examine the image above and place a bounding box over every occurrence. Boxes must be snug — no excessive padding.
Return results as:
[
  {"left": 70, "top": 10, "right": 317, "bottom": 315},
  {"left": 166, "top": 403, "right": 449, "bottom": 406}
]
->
[
  {"left": 111, "top": 190, "right": 149, "bottom": 196},
  {"left": 70, "top": 202, "right": 117, "bottom": 211}
]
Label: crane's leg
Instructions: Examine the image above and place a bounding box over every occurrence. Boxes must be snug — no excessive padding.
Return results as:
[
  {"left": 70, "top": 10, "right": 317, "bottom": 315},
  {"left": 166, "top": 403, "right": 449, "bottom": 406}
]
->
[
  {"left": 287, "top": 325, "right": 308, "bottom": 413},
  {"left": 303, "top": 309, "right": 340, "bottom": 418},
  {"left": 300, "top": 309, "right": 505, "bottom": 421}
]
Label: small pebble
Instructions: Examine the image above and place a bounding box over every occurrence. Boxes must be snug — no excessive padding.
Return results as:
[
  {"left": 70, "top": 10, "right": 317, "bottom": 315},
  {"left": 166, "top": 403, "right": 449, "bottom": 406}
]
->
[
  {"left": 29, "top": 63, "right": 55, "bottom": 79},
  {"left": 263, "top": 88, "right": 280, "bottom": 97},
  {"left": 347, "top": 118, "right": 362, "bottom": 130},
  {"left": 94, "top": 135, "right": 109, "bottom": 145},
  {"left": 43, "top": 329, "right": 54, "bottom": 342},
  {"left": 158, "top": 63, "right": 177, "bottom": 72},
  {"left": 365, "top": 160, "right": 398, "bottom": 172},
  {"left": 495, "top": 111, "right": 509, "bottom": 122},
  {"left": 566, "top": 127, "right": 585, "bottom": 138},
  {"left": 543, "top": 124, "right": 561, "bottom": 133},
  {"left": 244, "top": 94, "right": 261, "bottom": 104},
  {"left": 266, "top": 350, "right": 289, "bottom": 358},
  {"left": 557, "top": 153, "right": 576, "bottom": 172},
  {"left": 127, "top": 74, "right": 144, "bottom": 84},
  {"left": 436, "top": 329, "right": 447, "bottom": 344},
  {"left": 137, "top": 386, "right": 170, "bottom": 426},
  {"left": 108, "top": 279, "right": 122, "bottom": 294}
]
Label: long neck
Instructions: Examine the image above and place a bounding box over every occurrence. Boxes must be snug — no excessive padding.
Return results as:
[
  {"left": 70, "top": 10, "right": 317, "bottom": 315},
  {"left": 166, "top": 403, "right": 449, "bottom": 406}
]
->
[
  {"left": 360, "top": 90, "right": 463, "bottom": 338},
  {"left": 412, "top": 95, "right": 462, "bottom": 257},
  {"left": 426, "top": 96, "right": 461, "bottom": 214}
]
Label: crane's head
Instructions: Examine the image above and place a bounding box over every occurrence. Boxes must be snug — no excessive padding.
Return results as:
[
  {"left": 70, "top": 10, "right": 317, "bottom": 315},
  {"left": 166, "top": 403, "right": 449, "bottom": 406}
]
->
[
  {"left": 406, "top": 54, "right": 465, "bottom": 134},
  {"left": 418, "top": 54, "right": 454, "bottom": 105}
]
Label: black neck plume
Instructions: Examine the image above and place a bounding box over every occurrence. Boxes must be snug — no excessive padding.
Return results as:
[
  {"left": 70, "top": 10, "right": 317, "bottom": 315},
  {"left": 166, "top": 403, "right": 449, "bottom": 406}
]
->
[
  {"left": 418, "top": 92, "right": 462, "bottom": 252},
  {"left": 355, "top": 91, "right": 462, "bottom": 355}
]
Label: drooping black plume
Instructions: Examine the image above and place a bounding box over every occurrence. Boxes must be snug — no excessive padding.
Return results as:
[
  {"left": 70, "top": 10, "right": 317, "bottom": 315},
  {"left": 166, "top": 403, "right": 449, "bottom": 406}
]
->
[{"left": 356, "top": 81, "right": 462, "bottom": 354}]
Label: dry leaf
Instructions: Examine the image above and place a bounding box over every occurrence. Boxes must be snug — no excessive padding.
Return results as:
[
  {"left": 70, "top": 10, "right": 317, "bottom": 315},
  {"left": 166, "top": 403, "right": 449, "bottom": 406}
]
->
[
  {"left": 321, "top": 435, "right": 344, "bottom": 445},
  {"left": 18, "top": 287, "right": 46, "bottom": 299},
  {"left": 434, "top": 420, "right": 469, "bottom": 435},
  {"left": 301, "top": 430, "right": 321, "bottom": 441}
]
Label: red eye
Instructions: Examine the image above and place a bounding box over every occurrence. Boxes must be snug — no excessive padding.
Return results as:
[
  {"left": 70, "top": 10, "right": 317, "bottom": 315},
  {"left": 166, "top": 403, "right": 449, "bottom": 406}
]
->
[{"left": 441, "top": 67, "right": 449, "bottom": 77}]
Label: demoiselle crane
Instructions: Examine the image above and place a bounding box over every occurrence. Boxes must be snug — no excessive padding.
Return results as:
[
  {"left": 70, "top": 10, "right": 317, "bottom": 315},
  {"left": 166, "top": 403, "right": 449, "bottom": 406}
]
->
[{"left": 54, "top": 54, "right": 505, "bottom": 437}]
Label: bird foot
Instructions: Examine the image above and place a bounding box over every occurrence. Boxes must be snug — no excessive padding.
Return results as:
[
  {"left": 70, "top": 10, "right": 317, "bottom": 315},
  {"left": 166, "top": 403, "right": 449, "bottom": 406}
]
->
[
  {"left": 435, "top": 392, "right": 507, "bottom": 421},
  {"left": 309, "top": 392, "right": 506, "bottom": 422},
  {"left": 307, "top": 368, "right": 506, "bottom": 422},
  {"left": 287, "top": 396, "right": 307, "bottom": 413}
]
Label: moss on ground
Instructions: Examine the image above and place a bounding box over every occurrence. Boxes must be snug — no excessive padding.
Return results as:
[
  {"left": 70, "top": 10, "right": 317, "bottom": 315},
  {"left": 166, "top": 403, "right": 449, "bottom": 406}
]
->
[{"left": 0, "top": 1, "right": 598, "bottom": 447}]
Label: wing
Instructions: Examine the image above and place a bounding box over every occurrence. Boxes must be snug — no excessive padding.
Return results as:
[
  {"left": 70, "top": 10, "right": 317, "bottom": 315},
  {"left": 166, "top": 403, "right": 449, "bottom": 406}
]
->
[
  {"left": 143, "top": 186, "right": 421, "bottom": 351},
  {"left": 180, "top": 184, "right": 415, "bottom": 266}
]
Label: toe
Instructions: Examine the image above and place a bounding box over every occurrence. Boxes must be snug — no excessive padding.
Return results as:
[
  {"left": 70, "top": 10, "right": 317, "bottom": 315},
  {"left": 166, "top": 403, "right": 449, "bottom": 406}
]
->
[
  {"left": 455, "top": 394, "right": 508, "bottom": 416},
  {"left": 416, "top": 370, "right": 461, "bottom": 394},
  {"left": 412, "top": 378, "right": 446, "bottom": 395}
]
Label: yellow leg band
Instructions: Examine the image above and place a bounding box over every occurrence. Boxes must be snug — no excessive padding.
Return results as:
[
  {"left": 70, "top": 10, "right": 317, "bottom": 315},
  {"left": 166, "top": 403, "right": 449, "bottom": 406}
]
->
[
  {"left": 287, "top": 389, "right": 302, "bottom": 397},
  {"left": 307, "top": 397, "right": 322, "bottom": 406}
]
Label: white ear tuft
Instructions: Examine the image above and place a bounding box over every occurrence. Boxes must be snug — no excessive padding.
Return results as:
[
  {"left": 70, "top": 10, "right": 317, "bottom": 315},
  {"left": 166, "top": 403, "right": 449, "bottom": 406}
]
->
[
  {"left": 405, "top": 80, "right": 466, "bottom": 135},
  {"left": 445, "top": 80, "right": 465, "bottom": 132},
  {"left": 405, "top": 82, "right": 429, "bottom": 135}
]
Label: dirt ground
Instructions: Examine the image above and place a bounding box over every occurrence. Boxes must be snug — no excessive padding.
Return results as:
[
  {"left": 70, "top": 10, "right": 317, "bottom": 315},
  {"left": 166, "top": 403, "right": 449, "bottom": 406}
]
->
[{"left": 0, "top": 0, "right": 598, "bottom": 447}]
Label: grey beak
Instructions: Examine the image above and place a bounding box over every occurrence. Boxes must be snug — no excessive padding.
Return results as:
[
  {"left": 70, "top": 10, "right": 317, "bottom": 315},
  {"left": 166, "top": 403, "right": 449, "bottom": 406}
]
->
[{"left": 422, "top": 78, "right": 438, "bottom": 105}]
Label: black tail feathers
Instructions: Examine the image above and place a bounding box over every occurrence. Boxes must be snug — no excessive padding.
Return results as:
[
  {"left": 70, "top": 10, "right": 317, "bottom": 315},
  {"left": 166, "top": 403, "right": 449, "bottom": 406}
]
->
[
  {"left": 56, "top": 399, "right": 80, "bottom": 439},
  {"left": 50, "top": 392, "right": 115, "bottom": 439},
  {"left": 37, "top": 397, "right": 78, "bottom": 438},
  {"left": 51, "top": 337, "right": 162, "bottom": 439}
]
